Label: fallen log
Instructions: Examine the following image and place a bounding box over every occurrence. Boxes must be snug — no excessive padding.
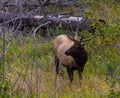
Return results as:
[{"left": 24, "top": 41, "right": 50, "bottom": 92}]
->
[
  {"left": 34, "top": 15, "right": 93, "bottom": 32},
  {"left": 0, "top": 12, "right": 105, "bottom": 36}
]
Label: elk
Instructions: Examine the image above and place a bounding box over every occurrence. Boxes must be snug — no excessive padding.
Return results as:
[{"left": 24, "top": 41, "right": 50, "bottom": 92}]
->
[{"left": 53, "top": 34, "right": 95, "bottom": 88}]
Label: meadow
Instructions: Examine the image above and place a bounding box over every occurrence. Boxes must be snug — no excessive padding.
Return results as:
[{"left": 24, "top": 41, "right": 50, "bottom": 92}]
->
[{"left": 0, "top": 1, "right": 120, "bottom": 98}]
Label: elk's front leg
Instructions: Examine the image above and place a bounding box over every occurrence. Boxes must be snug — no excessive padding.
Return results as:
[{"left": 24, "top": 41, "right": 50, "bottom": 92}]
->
[
  {"left": 67, "top": 68, "right": 73, "bottom": 88},
  {"left": 78, "top": 67, "right": 84, "bottom": 87}
]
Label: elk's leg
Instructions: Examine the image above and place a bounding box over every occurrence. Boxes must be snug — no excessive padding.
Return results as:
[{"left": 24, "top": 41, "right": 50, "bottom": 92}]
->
[
  {"left": 78, "top": 67, "right": 84, "bottom": 87},
  {"left": 54, "top": 56, "right": 59, "bottom": 89},
  {"left": 67, "top": 68, "right": 73, "bottom": 87},
  {"left": 55, "top": 56, "right": 59, "bottom": 74}
]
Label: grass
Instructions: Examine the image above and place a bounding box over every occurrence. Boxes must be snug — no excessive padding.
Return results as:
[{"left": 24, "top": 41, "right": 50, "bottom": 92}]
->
[
  {"left": 0, "top": 33, "right": 120, "bottom": 98},
  {"left": 0, "top": 1, "right": 120, "bottom": 98}
]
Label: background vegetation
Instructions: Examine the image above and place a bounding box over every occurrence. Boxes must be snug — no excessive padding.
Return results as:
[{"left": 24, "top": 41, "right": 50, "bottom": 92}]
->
[{"left": 0, "top": 0, "right": 120, "bottom": 98}]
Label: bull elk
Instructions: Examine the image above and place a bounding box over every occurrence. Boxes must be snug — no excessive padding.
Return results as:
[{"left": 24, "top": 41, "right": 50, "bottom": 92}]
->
[{"left": 53, "top": 34, "right": 95, "bottom": 88}]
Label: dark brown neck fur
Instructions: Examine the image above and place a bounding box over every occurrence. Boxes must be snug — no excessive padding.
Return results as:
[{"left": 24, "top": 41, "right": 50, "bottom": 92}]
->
[{"left": 73, "top": 49, "right": 88, "bottom": 67}]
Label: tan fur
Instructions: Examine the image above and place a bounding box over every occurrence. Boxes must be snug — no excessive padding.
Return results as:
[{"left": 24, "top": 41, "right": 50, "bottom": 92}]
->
[{"left": 54, "top": 35, "right": 78, "bottom": 68}]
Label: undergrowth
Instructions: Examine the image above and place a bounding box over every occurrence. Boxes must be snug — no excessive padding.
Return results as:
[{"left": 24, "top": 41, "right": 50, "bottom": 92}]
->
[{"left": 0, "top": 1, "right": 120, "bottom": 98}]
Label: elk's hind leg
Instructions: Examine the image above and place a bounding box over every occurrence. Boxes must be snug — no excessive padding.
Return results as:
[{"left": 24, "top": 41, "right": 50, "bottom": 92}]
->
[
  {"left": 54, "top": 56, "right": 59, "bottom": 89},
  {"left": 55, "top": 56, "right": 59, "bottom": 74}
]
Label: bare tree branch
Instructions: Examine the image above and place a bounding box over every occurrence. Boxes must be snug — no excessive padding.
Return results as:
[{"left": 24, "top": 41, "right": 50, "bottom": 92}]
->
[
  {"left": 52, "top": 0, "right": 60, "bottom": 14},
  {"left": 33, "top": 21, "right": 51, "bottom": 39}
]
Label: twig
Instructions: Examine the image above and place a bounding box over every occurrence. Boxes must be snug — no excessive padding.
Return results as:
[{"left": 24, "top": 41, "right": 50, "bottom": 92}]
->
[
  {"left": 51, "top": 84, "right": 60, "bottom": 98},
  {"left": 12, "top": 65, "right": 25, "bottom": 90},
  {"left": 52, "top": 0, "right": 60, "bottom": 14},
  {"left": 90, "top": 83, "right": 102, "bottom": 96},
  {"left": 1, "top": 27, "right": 5, "bottom": 94},
  {"left": 0, "top": 16, "right": 24, "bottom": 26},
  {"left": 33, "top": 21, "right": 51, "bottom": 39},
  {"left": 4, "top": 41, "right": 10, "bottom": 56}
]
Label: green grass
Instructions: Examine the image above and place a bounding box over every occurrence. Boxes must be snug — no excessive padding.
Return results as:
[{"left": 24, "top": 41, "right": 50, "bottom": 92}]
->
[
  {"left": 0, "top": 1, "right": 120, "bottom": 98},
  {"left": 0, "top": 33, "right": 120, "bottom": 98}
]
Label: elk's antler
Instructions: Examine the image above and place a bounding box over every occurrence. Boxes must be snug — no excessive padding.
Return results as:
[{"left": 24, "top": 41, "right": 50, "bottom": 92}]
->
[{"left": 80, "top": 34, "right": 96, "bottom": 42}]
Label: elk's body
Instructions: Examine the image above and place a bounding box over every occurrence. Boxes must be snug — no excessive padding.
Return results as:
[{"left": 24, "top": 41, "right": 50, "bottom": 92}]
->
[{"left": 54, "top": 34, "right": 88, "bottom": 87}]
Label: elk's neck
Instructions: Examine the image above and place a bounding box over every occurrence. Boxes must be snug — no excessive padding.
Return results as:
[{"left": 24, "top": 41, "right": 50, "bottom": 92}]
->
[{"left": 74, "top": 52, "right": 88, "bottom": 66}]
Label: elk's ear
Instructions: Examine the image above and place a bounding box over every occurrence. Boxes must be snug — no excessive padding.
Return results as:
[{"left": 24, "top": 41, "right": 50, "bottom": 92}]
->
[{"left": 80, "top": 42, "right": 85, "bottom": 48}]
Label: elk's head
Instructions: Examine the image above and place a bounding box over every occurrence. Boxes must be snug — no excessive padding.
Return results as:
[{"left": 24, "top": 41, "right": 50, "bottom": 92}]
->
[
  {"left": 65, "top": 35, "right": 95, "bottom": 58},
  {"left": 65, "top": 35, "right": 85, "bottom": 58}
]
